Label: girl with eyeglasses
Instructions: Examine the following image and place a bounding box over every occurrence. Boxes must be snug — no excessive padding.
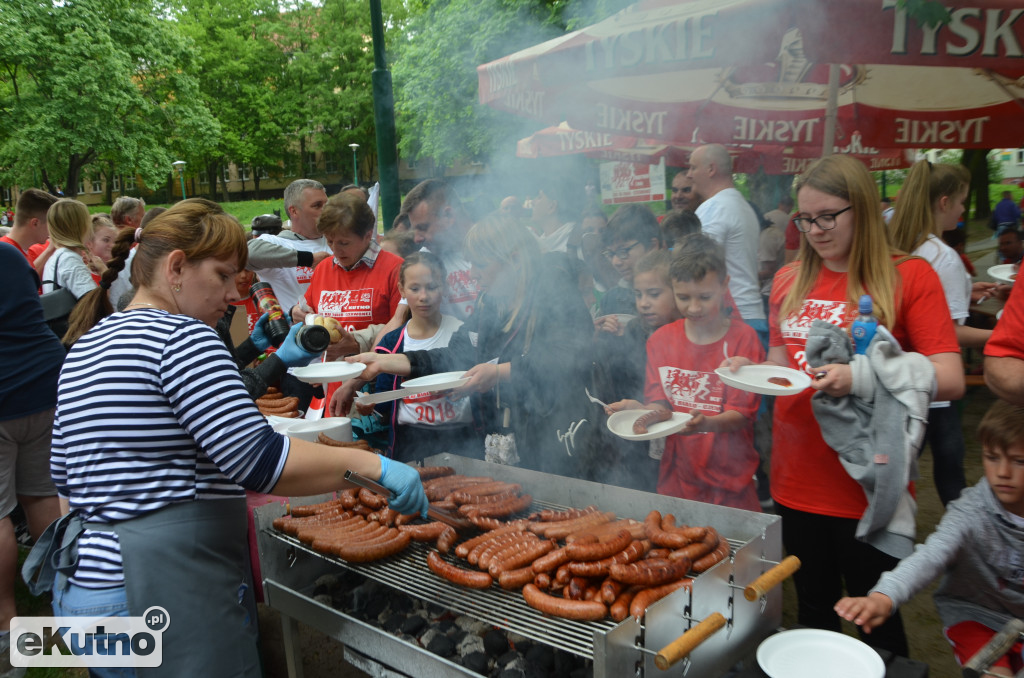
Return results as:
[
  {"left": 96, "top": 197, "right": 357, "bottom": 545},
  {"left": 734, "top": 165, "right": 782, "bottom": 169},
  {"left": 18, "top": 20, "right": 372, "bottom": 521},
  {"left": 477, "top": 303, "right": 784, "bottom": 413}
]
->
[{"left": 728, "top": 156, "right": 964, "bottom": 657}]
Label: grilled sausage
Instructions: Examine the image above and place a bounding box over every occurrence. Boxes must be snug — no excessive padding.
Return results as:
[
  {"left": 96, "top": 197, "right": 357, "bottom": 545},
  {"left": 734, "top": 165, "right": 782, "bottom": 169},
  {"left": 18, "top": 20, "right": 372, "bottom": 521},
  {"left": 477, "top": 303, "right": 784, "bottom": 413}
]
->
[
  {"left": 692, "top": 538, "right": 730, "bottom": 573},
  {"left": 455, "top": 523, "right": 526, "bottom": 559},
  {"left": 481, "top": 534, "right": 540, "bottom": 570},
  {"left": 448, "top": 482, "right": 522, "bottom": 504},
  {"left": 669, "top": 526, "right": 720, "bottom": 563},
  {"left": 610, "top": 586, "right": 642, "bottom": 622},
  {"left": 630, "top": 578, "right": 693, "bottom": 620},
  {"left": 460, "top": 493, "right": 533, "bottom": 519},
  {"left": 633, "top": 408, "right": 671, "bottom": 434},
  {"left": 427, "top": 551, "right": 493, "bottom": 589},
  {"left": 334, "top": 530, "right": 411, "bottom": 562},
  {"left": 566, "top": 530, "right": 632, "bottom": 562},
  {"left": 522, "top": 584, "right": 607, "bottom": 622},
  {"left": 566, "top": 539, "right": 650, "bottom": 578},
  {"left": 498, "top": 566, "right": 537, "bottom": 591},
  {"left": 489, "top": 540, "right": 555, "bottom": 578},
  {"left": 609, "top": 557, "right": 692, "bottom": 586},
  {"left": 540, "top": 511, "right": 616, "bottom": 541},
  {"left": 644, "top": 510, "right": 694, "bottom": 549},
  {"left": 601, "top": 577, "right": 626, "bottom": 605},
  {"left": 537, "top": 506, "right": 598, "bottom": 522},
  {"left": 416, "top": 466, "right": 455, "bottom": 481},
  {"left": 398, "top": 521, "right": 448, "bottom": 541},
  {"left": 358, "top": 488, "right": 387, "bottom": 510},
  {"left": 259, "top": 396, "right": 299, "bottom": 413},
  {"left": 436, "top": 526, "right": 458, "bottom": 554}
]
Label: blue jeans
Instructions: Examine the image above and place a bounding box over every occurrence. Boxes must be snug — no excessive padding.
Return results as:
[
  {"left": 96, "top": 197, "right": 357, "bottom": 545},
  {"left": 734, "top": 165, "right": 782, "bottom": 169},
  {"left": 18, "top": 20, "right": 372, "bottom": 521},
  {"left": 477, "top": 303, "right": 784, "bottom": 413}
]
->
[{"left": 51, "top": 577, "right": 136, "bottom": 678}]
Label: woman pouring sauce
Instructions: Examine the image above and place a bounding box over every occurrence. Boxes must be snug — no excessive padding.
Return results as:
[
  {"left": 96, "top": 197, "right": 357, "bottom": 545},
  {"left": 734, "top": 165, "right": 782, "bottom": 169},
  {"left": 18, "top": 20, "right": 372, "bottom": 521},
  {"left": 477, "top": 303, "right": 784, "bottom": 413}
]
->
[{"left": 38, "top": 199, "right": 427, "bottom": 678}]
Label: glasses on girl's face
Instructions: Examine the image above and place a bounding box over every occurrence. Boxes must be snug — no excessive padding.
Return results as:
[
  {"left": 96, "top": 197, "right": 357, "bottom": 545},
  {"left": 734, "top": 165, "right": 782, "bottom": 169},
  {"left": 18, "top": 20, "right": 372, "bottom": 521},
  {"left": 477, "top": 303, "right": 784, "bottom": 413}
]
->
[
  {"left": 792, "top": 206, "right": 852, "bottom": 233},
  {"left": 603, "top": 241, "right": 642, "bottom": 261}
]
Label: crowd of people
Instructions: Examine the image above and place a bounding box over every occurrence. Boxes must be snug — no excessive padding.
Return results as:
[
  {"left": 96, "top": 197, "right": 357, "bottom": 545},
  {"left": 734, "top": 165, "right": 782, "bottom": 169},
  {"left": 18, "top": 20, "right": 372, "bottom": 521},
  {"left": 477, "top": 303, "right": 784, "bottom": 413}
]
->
[{"left": 0, "top": 145, "right": 1022, "bottom": 675}]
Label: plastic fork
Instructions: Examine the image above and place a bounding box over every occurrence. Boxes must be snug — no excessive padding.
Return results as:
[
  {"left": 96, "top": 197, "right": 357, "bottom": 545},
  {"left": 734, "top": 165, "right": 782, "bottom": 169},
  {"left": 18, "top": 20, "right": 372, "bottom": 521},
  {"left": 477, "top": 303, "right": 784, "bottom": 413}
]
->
[{"left": 584, "top": 387, "right": 609, "bottom": 409}]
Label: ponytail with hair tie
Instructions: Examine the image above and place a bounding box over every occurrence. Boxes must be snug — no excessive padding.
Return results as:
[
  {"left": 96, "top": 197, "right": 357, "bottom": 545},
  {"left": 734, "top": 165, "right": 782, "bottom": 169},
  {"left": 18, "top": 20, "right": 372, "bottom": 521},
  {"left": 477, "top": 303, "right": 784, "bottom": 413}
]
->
[{"left": 135, "top": 227, "right": 143, "bottom": 242}]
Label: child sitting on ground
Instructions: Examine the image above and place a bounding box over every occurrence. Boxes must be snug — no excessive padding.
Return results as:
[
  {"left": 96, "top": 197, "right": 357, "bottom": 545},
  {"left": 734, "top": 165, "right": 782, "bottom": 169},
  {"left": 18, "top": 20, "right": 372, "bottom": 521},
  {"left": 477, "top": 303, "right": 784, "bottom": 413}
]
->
[
  {"left": 608, "top": 234, "right": 764, "bottom": 510},
  {"left": 590, "top": 250, "right": 680, "bottom": 490},
  {"left": 835, "top": 399, "right": 1024, "bottom": 676},
  {"left": 359, "top": 251, "right": 475, "bottom": 464}
]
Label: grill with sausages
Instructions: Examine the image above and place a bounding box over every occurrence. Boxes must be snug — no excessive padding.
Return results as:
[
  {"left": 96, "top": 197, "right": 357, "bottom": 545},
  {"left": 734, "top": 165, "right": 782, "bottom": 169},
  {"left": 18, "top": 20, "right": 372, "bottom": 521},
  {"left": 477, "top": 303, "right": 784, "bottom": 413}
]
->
[{"left": 255, "top": 454, "right": 788, "bottom": 678}]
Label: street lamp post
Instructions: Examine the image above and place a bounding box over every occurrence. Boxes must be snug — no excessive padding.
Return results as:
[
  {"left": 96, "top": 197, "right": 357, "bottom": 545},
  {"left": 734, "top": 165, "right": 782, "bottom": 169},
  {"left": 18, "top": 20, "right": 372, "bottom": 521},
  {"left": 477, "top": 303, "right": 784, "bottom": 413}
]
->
[
  {"left": 348, "top": 144, "right": 359, "bottom": 186},
  {"left": 172, "top": 160, "right": 187, "bottom": 200}
]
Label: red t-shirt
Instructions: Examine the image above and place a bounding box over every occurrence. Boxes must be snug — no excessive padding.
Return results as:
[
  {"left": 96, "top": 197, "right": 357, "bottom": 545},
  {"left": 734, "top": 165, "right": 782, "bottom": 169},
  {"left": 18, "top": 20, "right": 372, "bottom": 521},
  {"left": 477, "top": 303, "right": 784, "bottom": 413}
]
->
[
  {"left": 645, "top": 317, "right": 764, "bottom": 510},
  {"left": 768, "top": 258, "right": 960, "bottom": 519},
  {"left": 304, "top": 251, "right": 403, "bottom": 332},
  {"left": 985, "top": 281, "right": 1024, "bottom": 360},
  {"left": 27, "top": 241, "right": 47, "bottom": 265},
  {"left": 0, "top": 235, "right": 28, "bottom": 260}
]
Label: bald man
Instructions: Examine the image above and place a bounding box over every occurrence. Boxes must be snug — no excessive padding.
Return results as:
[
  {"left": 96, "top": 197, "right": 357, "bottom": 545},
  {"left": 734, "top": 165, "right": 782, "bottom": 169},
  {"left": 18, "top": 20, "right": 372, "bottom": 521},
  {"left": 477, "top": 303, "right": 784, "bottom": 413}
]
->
[{"left": 687, "top": 144, "right": 767, "bottom": 342}]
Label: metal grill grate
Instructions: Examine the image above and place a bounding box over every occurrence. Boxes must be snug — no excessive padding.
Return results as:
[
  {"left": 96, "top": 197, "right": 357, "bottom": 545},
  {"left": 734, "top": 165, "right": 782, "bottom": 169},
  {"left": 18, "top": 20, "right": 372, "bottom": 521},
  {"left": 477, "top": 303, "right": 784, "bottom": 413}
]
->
[
  {"left": 265, "top": 498, "right": 748, "bottom": 660},
  {"left": 265, "top": 498, "right": 620, "bottom": 658}
]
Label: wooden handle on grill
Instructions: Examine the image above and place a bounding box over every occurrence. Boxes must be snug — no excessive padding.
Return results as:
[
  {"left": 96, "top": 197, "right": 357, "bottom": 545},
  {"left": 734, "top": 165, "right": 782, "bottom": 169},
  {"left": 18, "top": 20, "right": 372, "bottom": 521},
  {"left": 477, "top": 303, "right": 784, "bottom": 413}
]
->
[
  {"left": 743, "top": 555, "right": 801, "bottom": 601},
  {"left": 654, "top": 612, "right": 726, "bottom": 670}
]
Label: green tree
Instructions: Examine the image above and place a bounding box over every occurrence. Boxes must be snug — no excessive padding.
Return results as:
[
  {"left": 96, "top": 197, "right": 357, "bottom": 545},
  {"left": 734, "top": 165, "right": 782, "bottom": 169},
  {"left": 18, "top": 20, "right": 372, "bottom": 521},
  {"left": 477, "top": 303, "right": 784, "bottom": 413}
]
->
[
  {"left": 391, "top": 0, "right": 571, "bottom": 170},
  {"left": 0, "top": 0, "right": 216, "bottom": 197}
]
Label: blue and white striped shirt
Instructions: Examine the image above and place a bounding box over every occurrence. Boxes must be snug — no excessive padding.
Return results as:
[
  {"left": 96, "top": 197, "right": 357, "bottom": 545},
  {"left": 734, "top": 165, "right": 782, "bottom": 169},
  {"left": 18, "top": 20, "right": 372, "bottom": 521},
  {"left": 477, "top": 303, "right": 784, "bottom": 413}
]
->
[{"left": 52, "top": 309, "right": 290, "bottom": 588}]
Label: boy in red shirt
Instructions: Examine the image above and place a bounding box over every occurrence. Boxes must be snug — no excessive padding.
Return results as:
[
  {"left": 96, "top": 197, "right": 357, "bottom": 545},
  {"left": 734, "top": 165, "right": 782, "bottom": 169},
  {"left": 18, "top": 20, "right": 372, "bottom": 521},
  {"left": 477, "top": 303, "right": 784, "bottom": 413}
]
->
[{"left": 611, "top": 234, "right": 764, "bottom": 510}]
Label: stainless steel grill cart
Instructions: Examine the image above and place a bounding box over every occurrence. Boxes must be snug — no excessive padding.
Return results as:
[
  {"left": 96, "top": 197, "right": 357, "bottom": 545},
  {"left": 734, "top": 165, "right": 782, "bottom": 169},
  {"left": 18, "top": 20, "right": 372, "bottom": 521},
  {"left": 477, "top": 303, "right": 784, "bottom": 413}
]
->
[{"left": 255, "top": 454, "right": 791, "bottom": 677}]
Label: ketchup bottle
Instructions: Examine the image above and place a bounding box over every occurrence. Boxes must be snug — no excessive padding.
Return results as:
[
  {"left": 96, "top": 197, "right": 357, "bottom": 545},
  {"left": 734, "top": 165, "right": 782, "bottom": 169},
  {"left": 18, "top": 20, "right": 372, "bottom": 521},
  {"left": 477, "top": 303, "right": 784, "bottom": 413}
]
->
[{"left": 249, "top": 282, "right": 291, "bottom": 347}]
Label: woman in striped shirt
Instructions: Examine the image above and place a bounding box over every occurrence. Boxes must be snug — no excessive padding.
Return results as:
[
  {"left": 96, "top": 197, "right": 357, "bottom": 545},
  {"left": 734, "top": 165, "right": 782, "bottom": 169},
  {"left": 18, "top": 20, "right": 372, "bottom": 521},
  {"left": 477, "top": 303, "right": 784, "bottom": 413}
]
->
[{"left": 43, "top": 199, "right": 427, "bottom": 678}]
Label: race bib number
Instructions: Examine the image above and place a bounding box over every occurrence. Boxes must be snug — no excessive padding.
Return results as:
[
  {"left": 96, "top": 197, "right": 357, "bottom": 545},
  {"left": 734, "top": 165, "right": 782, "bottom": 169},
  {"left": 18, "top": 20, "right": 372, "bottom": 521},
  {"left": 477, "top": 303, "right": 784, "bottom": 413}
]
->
[{"left": 397, "top": 391, "right": 471, "bottom": 427}]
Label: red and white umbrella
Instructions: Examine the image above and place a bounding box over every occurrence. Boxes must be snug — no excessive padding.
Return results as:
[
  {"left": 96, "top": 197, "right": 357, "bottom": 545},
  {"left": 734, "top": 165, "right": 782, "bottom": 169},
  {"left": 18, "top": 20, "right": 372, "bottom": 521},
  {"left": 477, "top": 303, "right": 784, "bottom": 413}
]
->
[
  {"left": 480, "top": 0, "right": 1024, "bottom": 152},
  {"left": 516, "top": 122, "right": 917, "bottom": 171}
]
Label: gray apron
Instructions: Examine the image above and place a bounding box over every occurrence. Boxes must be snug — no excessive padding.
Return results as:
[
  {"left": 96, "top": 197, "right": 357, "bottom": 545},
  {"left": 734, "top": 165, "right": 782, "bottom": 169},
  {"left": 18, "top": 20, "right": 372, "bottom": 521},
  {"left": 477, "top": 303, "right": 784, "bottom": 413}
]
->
[
  {"left": 94, "top": 497, "right": 261, "bottom": 678},
  {"left": 25, "top": 498, "right": 261, "bottom": 677}
]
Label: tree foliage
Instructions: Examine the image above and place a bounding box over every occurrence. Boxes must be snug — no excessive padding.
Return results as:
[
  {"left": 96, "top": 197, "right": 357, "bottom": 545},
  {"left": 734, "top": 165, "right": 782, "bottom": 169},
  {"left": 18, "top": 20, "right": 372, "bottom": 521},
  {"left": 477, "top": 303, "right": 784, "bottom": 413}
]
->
[
  {"left": 0, "top": 0, "right": 216, "bottom": 196},
  {"left": 392, "top": 0, "right": 566, "bottom": 169}
]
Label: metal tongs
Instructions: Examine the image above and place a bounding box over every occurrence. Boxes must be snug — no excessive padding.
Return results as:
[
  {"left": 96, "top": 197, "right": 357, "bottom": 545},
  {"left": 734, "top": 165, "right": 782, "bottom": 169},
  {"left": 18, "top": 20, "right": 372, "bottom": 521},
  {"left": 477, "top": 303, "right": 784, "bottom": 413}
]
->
[{"left": 344, "top": 470, "right": 474, "bottom": 531}]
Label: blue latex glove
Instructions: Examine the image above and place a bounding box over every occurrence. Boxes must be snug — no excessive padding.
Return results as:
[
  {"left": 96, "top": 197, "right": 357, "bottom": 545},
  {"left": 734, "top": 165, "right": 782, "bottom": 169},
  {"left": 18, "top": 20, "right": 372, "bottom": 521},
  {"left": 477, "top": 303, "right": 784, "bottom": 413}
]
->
[
  {"left": 250, "top": 313, "right": 273, "bottom": 353},
  {"left": 378, "top": 456, "right": 429, "bottom": 518},
  {"left": 273, "top": 322, "right": 320, "bottom": 368}
]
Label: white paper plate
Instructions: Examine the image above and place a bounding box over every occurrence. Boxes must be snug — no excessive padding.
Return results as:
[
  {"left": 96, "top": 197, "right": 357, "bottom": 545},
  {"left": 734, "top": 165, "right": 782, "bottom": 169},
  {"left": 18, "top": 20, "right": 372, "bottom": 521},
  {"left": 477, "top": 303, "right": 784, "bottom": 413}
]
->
[
  {"left": 291, "top": 362, "right": 366, "bottom": 384},
  {"left": 606, "top": 409, "right": 692, "bottom": 441},
  {"left": 987, "top": 263, "right": 1018, "bottom": 285},
  {"left": 265, "top": 415, "right": 301, "bottom": 433},
  {"left": 757, "top": 629, "right": 884, "bottom": 678},
  {"left": 613, "top": 314, "right": 637, "bottom": 325},
  {"left": 715, "top": 365, "right": 811, "bottom": 396},
  {"left": 402, "top": 371, "right": 470, "bottom": 392}
]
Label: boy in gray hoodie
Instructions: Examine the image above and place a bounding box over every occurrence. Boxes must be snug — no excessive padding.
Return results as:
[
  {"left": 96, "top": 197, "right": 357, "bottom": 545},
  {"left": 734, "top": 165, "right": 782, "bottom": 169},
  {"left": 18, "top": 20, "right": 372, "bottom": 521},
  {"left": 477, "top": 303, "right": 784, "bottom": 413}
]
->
[{"left": 835, "top": 399, "right": 1024, "bottom": 674}]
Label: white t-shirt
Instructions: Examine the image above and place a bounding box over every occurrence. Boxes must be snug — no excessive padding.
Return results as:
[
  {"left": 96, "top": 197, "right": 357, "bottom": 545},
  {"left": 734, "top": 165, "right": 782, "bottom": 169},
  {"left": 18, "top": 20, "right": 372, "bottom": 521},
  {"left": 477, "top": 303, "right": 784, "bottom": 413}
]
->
[
  {"left": 396, "top": 315, "right": 472, "bottom": 427},
  {"left": 695, "top": 187, "right": 765, "bottom": 321},
  {"left": 42, "top": 248, "right": 97, "bottom": 299},
  {"left": 914, "top": 233, "right": 970, "bottom": 409},
  {"left": 913, "top": 235, "right": 970, "bottom": 323},
  {"left": 537, "top": 221, "right": 575, "bottom": 253},
  {"left": 250, "top": 232, "right": 331, "bottom": 313}
]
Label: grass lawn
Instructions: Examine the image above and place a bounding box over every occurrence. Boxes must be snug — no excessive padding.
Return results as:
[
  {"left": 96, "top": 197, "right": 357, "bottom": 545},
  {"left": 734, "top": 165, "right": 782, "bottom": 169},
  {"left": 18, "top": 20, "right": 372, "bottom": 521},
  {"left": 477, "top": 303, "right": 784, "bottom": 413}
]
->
[{"left": 89, "top": 200, "right": 285, "bottom": 230}]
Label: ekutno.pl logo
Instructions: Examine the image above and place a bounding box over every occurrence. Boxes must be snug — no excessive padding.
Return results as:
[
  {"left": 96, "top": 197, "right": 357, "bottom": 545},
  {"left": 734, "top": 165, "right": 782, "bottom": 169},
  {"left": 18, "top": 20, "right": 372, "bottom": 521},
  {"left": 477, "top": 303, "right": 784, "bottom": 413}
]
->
[{"left": 10, "top": 606, "right": 169, "bottom": 668}]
